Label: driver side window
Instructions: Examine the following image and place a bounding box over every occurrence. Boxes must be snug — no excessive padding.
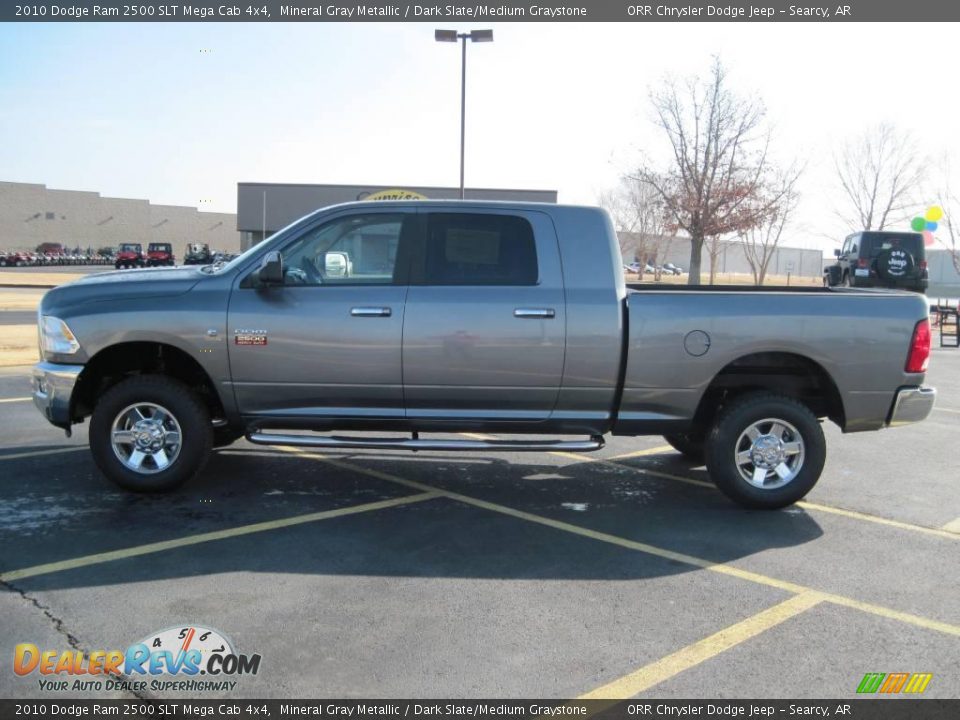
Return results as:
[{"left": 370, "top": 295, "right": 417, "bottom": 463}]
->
[{"left": 279, "top": 213, "right": 406, "bottom": 286}]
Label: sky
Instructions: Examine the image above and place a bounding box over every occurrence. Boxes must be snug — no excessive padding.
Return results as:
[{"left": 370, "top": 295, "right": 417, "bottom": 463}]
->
[{"left": 0, "top": 21, "right": 957, "bottom": 254}]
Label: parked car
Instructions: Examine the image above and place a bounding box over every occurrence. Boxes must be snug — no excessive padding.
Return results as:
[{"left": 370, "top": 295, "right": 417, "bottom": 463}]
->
[
  {"left": 662, "top": 262, "right": 683, "bottom": 275},
  {"left": 114, "top": 243, "right": 144, "bottom": 269},
  {"left": 824, "top": 231, "right": 928, "bottom": 293},
  {"left": 32, "top": 201, "right": 935, "bottom": 510},
  {"left": 0, "top": 251, "right": 32, "bottom": 267},
  {"left": 146, "top": 243, "right": 176, "bottom": 267}
]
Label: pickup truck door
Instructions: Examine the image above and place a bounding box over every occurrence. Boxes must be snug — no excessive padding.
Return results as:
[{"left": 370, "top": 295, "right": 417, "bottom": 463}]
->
[
  {"left": 402, "top": 209, "right": 566, "bottom": 421},
  {"left": 227, "top": 209, "right": 415, "bottom": 420}
]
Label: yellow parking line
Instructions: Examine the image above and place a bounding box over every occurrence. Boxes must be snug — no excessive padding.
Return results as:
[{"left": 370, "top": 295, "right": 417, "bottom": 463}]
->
[
  {"left": 281, "top": 448, "right": 960, "bottom": 638},
  {"left": 942, "top": 517, "right": 960, "bottom": 534},
  {"left": 821, "top": 592, "right": 960, "bottom": 637},
  {"left": 607, "top": 445, "right": 674, "bottom": 461},
  {"left": 462, "top": 432, "right": 957, "bottom": 541},
  {"left": 578, "top": 591, "right": 826, "bottom": 698},
  {"left": 0, "top": 491, "right": 440, "bottom": 583},
  {"left": 0, "top": 446, "right": 87, "bottom": 461},
  {"left": 553, "top": 450, "right": 713, "bottom": 489},
  {"left": 460, "top": 432, "right": 497, "bottom": 441},
  {"left": 797, "top": 501, "right": 960, "bottom": 541},
  {"left": 555, "top": 451, "right": 959, "bottom": 541},
  {"left": 0, "top": 397, "right": 31, "bottom": 404}
]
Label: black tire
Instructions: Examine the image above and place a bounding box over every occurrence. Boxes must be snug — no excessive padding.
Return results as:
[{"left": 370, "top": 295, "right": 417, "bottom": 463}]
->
[
  {"left": 89, "top": 375, "right": 213, "bottom": 492},
  {"left": 842, "top": 272, "right": 852, "bottom": 287},
  {"left": 213, "top": 427, "right": 244, "bottom": 448},
  {"left": 705, "top": 392, "right": 825, "bottom": 510},
  {"left": 663, "top": 432, "right": 706, "bottom": 464}
]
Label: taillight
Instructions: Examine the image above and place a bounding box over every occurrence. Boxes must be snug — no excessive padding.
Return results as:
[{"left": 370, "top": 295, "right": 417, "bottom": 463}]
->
[
  {"left": 857, "top": 258, "right": 869, "bottom": 268},
  {"left": 905, "top": 319, "right": 931, "bottom": 373},
  {"left": 919, "top": 260, "right": 928, "bottom": 271}
]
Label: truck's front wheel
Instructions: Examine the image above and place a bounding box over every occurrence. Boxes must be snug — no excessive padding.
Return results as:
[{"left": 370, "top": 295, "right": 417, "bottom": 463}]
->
[
  {"left": 705, "top": 393, "right": 825, "bottom": 509},
  {"left": 89, "top": 375, "right": 213, "bottom": 492},
  {"left": 663, "top": 432, "right": 705, "bottom": 464}
]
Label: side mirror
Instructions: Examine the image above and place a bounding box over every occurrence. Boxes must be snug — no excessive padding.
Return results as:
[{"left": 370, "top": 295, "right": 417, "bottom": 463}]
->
[
  {"left": 833, "top": 248, "right": 842, "bottom": 258},
  {"left": 324, "top": 251, "right": 350, "bottom": 278},
  {"left": 257, "top": 251, "right": 283, "bottom": 285},
  {"left": 826, "top": 266, "right": 842, "bottom": 286}
]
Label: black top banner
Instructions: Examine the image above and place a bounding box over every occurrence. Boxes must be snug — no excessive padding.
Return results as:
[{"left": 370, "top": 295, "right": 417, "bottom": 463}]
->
[{"left": 3, "top": 0, "right": 960, "bottom": 23}]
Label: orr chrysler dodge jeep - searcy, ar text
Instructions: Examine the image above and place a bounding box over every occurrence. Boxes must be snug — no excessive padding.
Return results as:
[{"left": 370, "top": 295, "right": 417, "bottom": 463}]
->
[{"left": 32, "top": 201, "right": 936, "bottom": 509}]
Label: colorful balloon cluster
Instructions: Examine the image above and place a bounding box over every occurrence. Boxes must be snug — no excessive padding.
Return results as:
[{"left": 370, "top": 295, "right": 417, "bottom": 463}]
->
[{"left": 911, "top": 206, "right": 943, "bottom": 247}]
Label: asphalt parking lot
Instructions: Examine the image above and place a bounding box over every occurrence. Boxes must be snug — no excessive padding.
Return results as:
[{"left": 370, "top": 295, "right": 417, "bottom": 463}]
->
[{"left": 1, "top": 346, "right": 958, "bottom": 700}]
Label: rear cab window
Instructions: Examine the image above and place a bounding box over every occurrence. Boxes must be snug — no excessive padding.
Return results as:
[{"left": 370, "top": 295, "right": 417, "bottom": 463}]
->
[
  {"left": 861, "top": 234, "right": 922, "bottom": 259},
  {"left": 419, "top": 213, "right": 538, "bottom": 286}
]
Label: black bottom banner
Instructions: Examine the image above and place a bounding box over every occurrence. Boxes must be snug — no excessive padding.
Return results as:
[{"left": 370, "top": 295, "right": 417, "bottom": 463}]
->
[{"left": 1, "top": 700, "right": 957, "bottom": 720}]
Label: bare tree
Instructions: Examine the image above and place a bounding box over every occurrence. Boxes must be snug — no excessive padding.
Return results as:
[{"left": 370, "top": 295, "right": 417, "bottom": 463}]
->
[
  {"left": 833, "top": 123, "right": 924, "bottom": 232},
  {"left": 634, "top": 58, "right": 779, "bottom": 285},
  {"left": 599, "top": 180, "right": 645, "bottom": 266},
  {"left": 938, "top": 188, "right": 960, "bottom": 276},
  {"left": 647, "top": 232, "right": 675, "bottom": 281},
  {"left": 739, "top": 170, "right": 802, "bottom": 285},
  {"left": 600, "top": 177, "right": 671, "bottom": 280},
  {"left": 704, "top": 234, "right": 724, "bottom": 284}
]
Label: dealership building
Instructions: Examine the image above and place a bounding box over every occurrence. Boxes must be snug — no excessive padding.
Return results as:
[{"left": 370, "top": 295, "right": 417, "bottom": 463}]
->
[
  {"left": 0, "top": 181, "right": 240, "bottom": 254},
  {"left": 235, "top": 182, "right": 559, "bottom": 251}
]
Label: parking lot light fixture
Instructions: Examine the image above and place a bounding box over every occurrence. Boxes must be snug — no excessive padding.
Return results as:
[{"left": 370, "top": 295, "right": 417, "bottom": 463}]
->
[{"left": 435, "top": 28, "right": 494, "bottom": 199}]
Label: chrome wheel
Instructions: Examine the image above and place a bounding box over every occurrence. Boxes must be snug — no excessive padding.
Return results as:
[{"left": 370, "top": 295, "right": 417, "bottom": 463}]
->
[
  {"left": 110, "top": 402, "right": 182, "bottom": 474},
  {"left": 734, "top": 417, "right": 805, "bottom": 490}
]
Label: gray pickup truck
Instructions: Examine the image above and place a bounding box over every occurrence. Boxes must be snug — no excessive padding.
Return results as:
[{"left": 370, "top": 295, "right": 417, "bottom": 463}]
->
[{"left": 32, "top": 201, "right": 936, "bottom": 509}]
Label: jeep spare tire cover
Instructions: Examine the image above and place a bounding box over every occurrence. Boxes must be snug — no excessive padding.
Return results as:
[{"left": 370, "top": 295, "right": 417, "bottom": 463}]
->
[{"left": 876, "top": 248, "right": 914, "bottom": 280}]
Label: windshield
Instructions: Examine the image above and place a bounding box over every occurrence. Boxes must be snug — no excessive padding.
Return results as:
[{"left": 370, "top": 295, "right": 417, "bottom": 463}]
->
[
  {"left": 120, "top": 244, "right": 141, "bottom": 252},
  {"left": 204, "top": 207, "right": 330, "bottom": 275},
  {"left": 148, "top": 244, "right": 170, "bottom": 252}
]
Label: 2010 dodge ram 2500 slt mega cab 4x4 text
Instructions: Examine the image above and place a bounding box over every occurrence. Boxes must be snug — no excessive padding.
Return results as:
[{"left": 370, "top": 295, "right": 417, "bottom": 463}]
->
[{"left": 32, "top": 201, "right": 936, "bottom": 509}]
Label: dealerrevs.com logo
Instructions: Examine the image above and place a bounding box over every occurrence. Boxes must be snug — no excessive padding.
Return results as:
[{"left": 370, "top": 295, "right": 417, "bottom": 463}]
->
[{"left": 14, "top": 625, "right": 262, "bottom": 693}]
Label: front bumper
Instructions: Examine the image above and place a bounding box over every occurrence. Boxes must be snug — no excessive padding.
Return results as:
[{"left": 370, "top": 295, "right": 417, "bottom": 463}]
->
[
  {"left": 887, "top": 386, "right": 936, "bottom": 427},
  {"left": 32, "top": 361, "right": 84, "bottom": 429}
]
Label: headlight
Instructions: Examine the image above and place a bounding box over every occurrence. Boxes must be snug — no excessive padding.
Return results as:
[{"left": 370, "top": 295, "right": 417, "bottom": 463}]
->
[{"left": 40, "top": 316, "right": 81, "bottom": 355}]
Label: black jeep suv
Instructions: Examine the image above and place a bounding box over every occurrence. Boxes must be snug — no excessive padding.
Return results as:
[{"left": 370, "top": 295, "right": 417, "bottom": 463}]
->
[{"left": 825, "top": 231, "right": 928, "bottom": 293}]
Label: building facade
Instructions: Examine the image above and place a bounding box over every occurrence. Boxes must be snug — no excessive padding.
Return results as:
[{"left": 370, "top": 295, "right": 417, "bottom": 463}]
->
[
  {"left": 236, "top": 183, "right": 558, "bottom": 251},
  {"left": 0, "top": 181, "right": 240, "bottom": 254},
  {"left": 619, "top": 232, "right": 825, "bottom": 280}
]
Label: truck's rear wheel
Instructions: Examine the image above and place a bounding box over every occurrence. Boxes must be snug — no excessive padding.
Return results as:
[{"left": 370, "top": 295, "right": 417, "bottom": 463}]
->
[
  {"left": 705, "top": 392, "right": 825, "bottom": 509},
  {"left": 663, "top": 432, "right": 705, "bottom": 464},
  {"left": 89, "top": 375, "right": 213, "bottom": 492}
]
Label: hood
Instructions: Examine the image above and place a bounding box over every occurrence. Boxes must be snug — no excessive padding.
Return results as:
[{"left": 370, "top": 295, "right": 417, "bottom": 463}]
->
[{"left": 41, "top": 266, "right": 205, "bottom": 315}]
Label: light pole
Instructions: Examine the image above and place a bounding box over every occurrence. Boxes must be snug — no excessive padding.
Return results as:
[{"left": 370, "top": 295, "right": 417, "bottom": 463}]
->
[{"left": 435, "top": 29, "right": 493, "bottom": 200}]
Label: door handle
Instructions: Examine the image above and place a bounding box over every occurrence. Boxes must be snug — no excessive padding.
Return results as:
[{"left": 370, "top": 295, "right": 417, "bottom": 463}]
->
[
  {"left": 351, "top": 307, "right": 392, "bottom": 317},
  {"left": 514, "top": 308, "right": 555, "bottom": 319}
]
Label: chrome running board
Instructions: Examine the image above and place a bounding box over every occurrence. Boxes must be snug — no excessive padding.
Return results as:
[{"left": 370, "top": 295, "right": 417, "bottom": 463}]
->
[{"left": 246, "top": 432, "right": 604, "bottom": 453}]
